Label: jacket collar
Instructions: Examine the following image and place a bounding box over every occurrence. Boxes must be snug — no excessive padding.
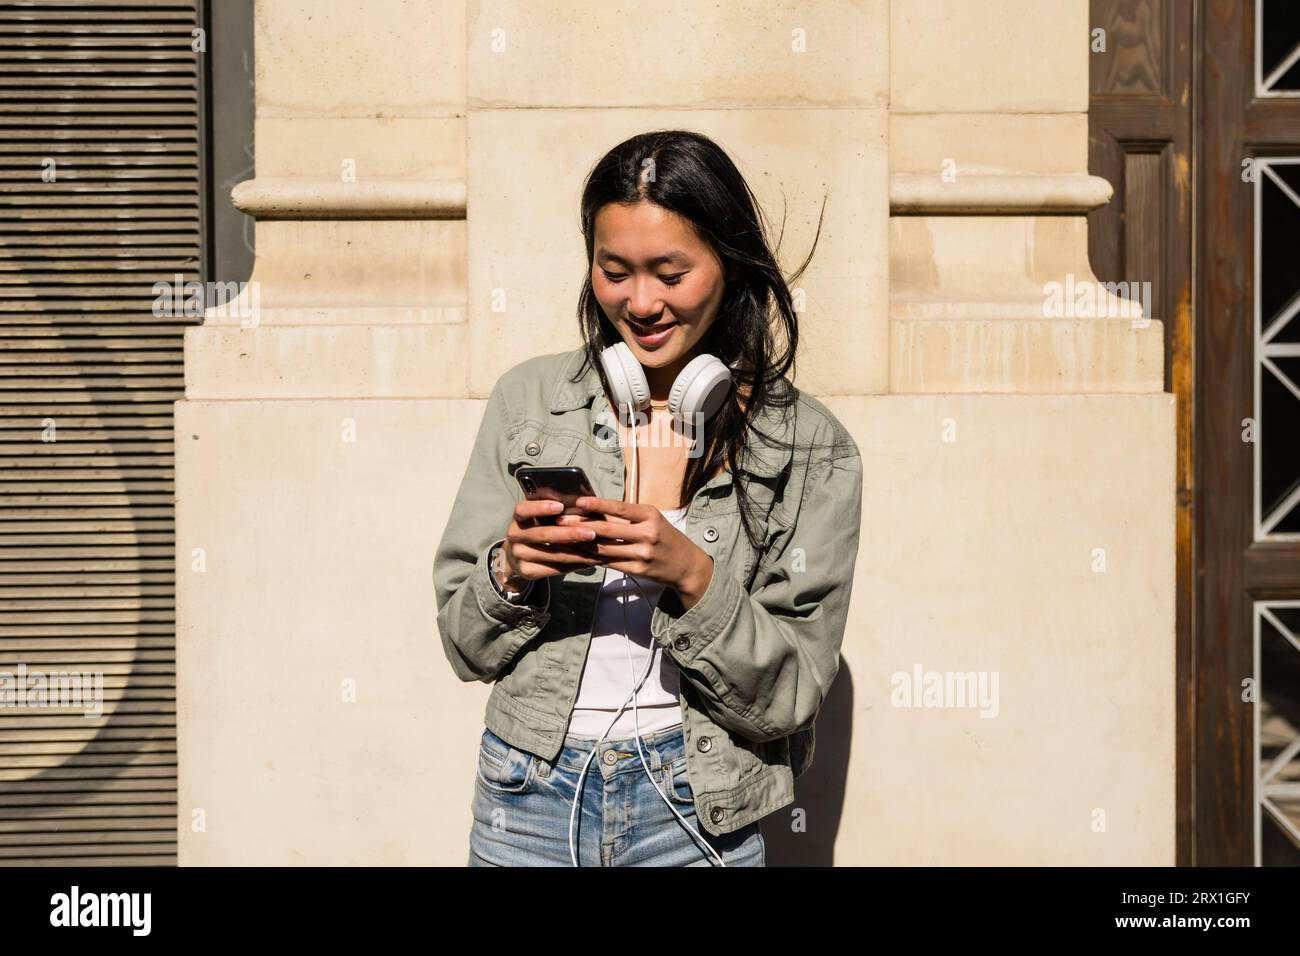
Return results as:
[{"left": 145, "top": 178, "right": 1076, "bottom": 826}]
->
[{"left": 548, "top": 347, "right": 794, "bottom": 480}]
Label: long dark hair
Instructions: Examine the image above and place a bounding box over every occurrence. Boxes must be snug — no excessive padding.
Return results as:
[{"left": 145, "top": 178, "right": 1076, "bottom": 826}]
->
[{"left": 572, "top": 129, "right": 827, "bottom": 550}]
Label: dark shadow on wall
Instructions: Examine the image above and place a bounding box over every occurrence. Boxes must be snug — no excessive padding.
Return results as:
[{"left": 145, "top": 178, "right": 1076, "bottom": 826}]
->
[{"left": 762, "top": 662, "right": 853, "bottom": 867}]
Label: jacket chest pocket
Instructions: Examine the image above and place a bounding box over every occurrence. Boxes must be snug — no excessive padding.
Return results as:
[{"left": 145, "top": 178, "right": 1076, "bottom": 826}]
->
[
  {"left": 697, "top": 509, "right": 755, "bottom": 584},
  {"left": 506, "top": 426, "right": 583, "bottom": 478}
]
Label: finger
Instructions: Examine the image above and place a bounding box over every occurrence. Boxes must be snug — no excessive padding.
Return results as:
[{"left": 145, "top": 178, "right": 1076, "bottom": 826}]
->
[
  {"left": 517, "top": 523, "right": 603, "bottom": 547},
  {"left": 510, "top": 559, "right": 597, "bottom": 581},
  {"left": 578, "top": 542, "right": 645, "bottom": 563},
  {"left": 574, "top": 496, "right": 647, "bottom": 521},
  {"left": 554, "top": 512, "right": 599, "bottom": 527},
  {"left": 566, "top": 519, "right": 644, "bottom": 542},
  {"left": 515, "top": 499, "right": 566, "bottom": 519},
  {"left": 512, "top": 544, "right": 603, "bottom": 568}
]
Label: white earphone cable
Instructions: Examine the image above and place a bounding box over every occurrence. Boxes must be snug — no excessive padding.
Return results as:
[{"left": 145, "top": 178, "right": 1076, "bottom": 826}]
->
[{"left": 566, "top": 400, "right": 725, "bottom": 867}]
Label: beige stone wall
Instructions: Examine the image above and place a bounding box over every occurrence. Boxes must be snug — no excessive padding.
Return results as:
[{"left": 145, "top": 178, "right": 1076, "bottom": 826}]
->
[{"left": 177, "top": 0, "right": 1175, "bottom": 865}]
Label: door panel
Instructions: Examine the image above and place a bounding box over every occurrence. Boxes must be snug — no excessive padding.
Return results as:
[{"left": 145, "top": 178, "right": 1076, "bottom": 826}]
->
[{"left": 1201, "top": 0, "right": 1300, "bottom": 866}]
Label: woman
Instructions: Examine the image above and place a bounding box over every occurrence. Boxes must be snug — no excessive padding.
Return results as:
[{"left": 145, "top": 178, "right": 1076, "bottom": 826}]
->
[{"left": 433, "top": 129, "right": 863, "bottom": 866}]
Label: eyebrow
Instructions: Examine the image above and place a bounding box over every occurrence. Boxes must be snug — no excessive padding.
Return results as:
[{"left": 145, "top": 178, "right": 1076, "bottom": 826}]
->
[{"left": 596, "top": 248, "right": 690, "bottom": 267}]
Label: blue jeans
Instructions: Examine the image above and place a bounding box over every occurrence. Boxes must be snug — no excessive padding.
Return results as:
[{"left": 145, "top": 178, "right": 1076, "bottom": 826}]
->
[{"left": 468, "top": 723, "right": 766, "bottom": 867}]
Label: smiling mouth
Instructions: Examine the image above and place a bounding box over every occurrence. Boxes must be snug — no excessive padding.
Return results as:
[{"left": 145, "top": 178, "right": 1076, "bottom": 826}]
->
[{"left": 629, "top": 319, "right": 678, "bottom": 334}]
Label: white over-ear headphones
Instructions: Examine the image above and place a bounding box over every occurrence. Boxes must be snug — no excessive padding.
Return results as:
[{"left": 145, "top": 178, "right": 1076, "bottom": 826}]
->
[
  {"left": 565, "top": 340, "right": 735, "bottom": 867},
  {"left": 598, "top": 340, "right": 733, "bottom": 428}
]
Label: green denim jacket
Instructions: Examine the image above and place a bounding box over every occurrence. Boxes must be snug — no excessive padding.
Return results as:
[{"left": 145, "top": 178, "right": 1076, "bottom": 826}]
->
[{"left": 433, "top": 346, "right": 863, "bottom": 836}]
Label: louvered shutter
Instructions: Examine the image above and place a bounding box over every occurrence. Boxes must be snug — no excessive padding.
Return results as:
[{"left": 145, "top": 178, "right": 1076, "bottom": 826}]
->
[{"left": 0, "top": 0, "right": 203, "bottom": 865}]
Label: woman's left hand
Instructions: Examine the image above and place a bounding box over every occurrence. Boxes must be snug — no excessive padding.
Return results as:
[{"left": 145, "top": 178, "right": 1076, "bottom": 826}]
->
[{"left": 570, "top": 496, "right": 715, "bottom": 607}]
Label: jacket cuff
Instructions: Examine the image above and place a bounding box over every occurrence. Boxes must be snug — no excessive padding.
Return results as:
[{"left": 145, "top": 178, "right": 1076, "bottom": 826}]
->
[
  {"left": 649, "top": 556, "right": 743, "bottom": 663},
  {"left": 501, "top": 582, "right": 536, "bottom": 604},
  {"left": 474, "top": 539, "right": 551, "bottom": 629}
]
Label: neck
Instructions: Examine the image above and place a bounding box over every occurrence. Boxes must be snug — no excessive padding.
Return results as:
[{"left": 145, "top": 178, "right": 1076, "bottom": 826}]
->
[{"left": 644, "top": 348, "right": 699, "bottom": 402}]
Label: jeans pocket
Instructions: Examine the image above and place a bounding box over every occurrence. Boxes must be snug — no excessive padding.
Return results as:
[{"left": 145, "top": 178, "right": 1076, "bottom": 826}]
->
[
  {"left": 478, "top": 729, "right": 536, "bottom": 795},
  {"left": 663, "top": 755, "right": 694, "bottom": 806}
]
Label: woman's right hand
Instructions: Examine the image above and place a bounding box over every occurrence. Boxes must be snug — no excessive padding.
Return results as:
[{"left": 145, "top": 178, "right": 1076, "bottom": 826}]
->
[{"left": 494, "top": 499, "right": 603, "bottom": 589}]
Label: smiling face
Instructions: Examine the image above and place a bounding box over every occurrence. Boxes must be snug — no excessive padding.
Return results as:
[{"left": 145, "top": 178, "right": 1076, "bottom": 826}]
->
[{"left": 591, "top": 200, "right": 733, "bottom": 394}]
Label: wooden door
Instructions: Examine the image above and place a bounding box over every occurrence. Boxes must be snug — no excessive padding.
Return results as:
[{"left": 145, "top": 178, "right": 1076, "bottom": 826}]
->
[
  {"left": 1090, "top": 0, "right": 1300, "bottom": 866},
  {"left": 1199, "top": 0, "right": 1300, "bottom": 866}
]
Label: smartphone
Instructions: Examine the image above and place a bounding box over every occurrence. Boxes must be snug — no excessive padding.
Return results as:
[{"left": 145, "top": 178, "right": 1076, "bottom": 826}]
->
[{"left": 515, "top": 466, "right": 598, "bottom": 525}]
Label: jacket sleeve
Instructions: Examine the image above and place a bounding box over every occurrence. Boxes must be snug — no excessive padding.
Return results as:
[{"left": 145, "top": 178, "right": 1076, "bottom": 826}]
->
[
  {"left": 650, "top": 420, "right": 863, "bottom": 743},
  {"left": 433, "top": 378, "right": 553, "bottom": 683}
]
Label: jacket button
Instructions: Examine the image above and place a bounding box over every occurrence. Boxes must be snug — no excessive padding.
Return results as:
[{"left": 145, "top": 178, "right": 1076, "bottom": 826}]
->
[
  {"left": 673, "top": 636, "right": 690, "bottom": 652},
  {"left": 697, "top": 736, "right": 711, "bottom": 753},
  {"left": 524, "top": 441, "right": 541, "bottom": 456},
  {"left": 702, "top": 526, "right": 719, "bottom": 542},
  {"left": 521, "top": 614, "right": 536, "bottom": 628},
  {"left": 710, "top": 807, "right": 725, "bottom": 824}
]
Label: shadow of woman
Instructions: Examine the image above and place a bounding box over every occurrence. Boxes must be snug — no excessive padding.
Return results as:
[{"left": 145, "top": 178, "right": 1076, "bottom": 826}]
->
[{"left": 761, "top": 662, "right": 854, "bottom": 867}]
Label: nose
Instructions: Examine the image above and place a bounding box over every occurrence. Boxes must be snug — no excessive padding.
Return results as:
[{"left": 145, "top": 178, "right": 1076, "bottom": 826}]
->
[{"left": 625, "top": 277, "right": 663, "bottom": 321}]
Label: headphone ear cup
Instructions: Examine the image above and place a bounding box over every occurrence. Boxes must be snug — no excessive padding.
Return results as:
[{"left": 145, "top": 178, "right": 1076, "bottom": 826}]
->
[
  {"left": 669, "top": 354, "right": 733, "bottom": 425},
  {"left": 599, "top": 341, "right": 650, "bottom": 425}
]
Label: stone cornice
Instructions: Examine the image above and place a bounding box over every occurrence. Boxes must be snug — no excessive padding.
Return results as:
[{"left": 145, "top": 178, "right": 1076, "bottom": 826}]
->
[
  {"left": 231, "top": 177, "right": 467, "bottom": 220},
  {"left": 890, "top": 173, "right": 1113, "bottom": 214}
]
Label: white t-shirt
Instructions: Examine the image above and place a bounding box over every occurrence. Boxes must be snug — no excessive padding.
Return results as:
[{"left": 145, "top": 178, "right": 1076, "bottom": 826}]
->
[{"left": 567, "top": 504, "right": 689, "bottom": 739}]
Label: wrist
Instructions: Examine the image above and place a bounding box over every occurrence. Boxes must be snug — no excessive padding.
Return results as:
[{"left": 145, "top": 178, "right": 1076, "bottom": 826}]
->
[
  {"left": 490, "top": 544, "right": 529, "bottom": 593},
  {"left": 496, "top": 569, "right": 527, "bottom": 594},
  {"left": 675, "top": 550, "right": 715, "bottom": 610}
]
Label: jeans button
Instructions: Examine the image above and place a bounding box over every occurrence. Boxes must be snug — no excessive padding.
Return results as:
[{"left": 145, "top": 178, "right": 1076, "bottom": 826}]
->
[{"left": 602, "top": 749, "right": 618, "bottom": 765}]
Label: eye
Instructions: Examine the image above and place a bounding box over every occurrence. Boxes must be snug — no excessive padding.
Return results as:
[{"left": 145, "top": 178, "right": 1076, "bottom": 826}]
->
[
  {"left": 659, "top": 273, "right": 685, "bottom": 286},
  {"left": 600, "top": 269, "right": 627, "bottom": 283}
]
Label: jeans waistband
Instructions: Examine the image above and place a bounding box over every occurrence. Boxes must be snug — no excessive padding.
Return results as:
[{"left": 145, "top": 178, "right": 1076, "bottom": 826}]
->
[{"left": 550, "top": 722, "right": 685, "bottom": 774}]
